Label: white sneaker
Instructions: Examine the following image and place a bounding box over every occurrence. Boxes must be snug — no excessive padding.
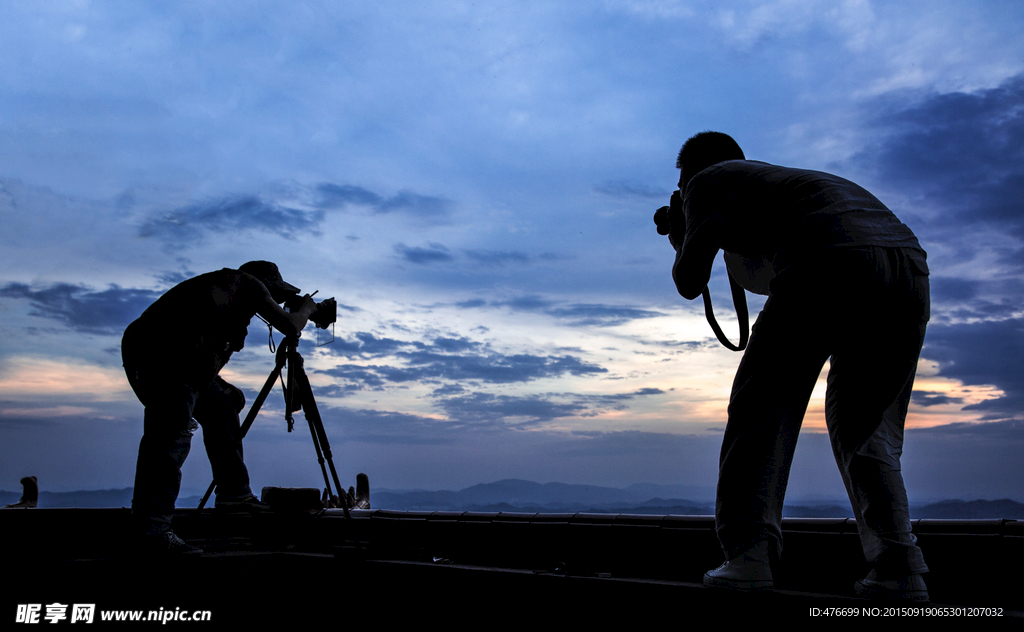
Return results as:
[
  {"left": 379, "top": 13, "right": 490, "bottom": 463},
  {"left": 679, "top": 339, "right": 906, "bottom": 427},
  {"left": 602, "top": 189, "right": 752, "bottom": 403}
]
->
[
  {"left": 703, "top": 544, "right": 774, "bottom": 590},
  {"left": 854, "top": 571, "right": 929, "bottom": 602}
]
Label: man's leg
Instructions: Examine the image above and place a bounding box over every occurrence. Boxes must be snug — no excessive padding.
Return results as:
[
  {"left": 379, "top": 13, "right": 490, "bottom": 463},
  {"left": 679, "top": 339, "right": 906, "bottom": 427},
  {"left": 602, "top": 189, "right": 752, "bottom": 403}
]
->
[
  {"left": 840, "top": 373, "right": 928, "bottom": 575},
  {"left": 715, "top": 292, "right": 829, "bottom": 563},
  {"left": 824, "top": 247, "right": 929, "bottom": 595},
  {"left": 127, "top": 370, "right": 199, "bottom": 537},
  {"left": 826, "top": 325, "right": 929, "bottom": 578},
  {"left": 193, "top": 376, "right": 253, "bottom": 502}
]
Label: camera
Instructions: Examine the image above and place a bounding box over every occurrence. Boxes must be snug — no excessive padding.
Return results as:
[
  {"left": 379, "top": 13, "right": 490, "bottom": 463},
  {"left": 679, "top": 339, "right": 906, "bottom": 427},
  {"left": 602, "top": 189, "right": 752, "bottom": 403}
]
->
[
  {"left": 309, "top": 297, "right": 337, "bottom": 330},
  {"left": 653, "top": 189, "right": 684, "bottom": 240},
  {"left": 284, "top": 294, "right": 337, "bottom": 329}
]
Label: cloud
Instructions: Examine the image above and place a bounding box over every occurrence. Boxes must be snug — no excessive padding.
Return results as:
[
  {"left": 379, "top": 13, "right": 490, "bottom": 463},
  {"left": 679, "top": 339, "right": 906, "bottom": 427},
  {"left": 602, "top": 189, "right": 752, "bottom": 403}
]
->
[
  {"left": 315, "top": 383, "right": 364, "bottom": 398},
  {"left": 477, "top": 296, "right": 665, "bottom": 327},
  {"left": 913, "top": 418, "right": 1024, "bottom": 440},
  {"left": 928, "top": 277, "right": 1024, "bottom": 322},
  {"left": 593, "top": 180, "right": 667, "bottom": 200},
  {"left": 545, "top": 303, "right": 664, "bottom": 327},
  {"left": 0, "top": 357, "right": 132, "bottom": 400},
  {"left": 391, "top": 246, "right": 553, "bottom": 269},
  {"left": 330, "top": 331, "right": 415, "bottom": 359},
  {"left": 463, "top": 249, "right": 531, "bottom": 266},
  {"left": 393, "top": 242, "right": 455, "bottom": 264},
  {"left": 139, "top": 195, "right": 325, "bottom": 247},
  {"left": 321, "top": 406, "right": 459, "bottom": 445},
  {"left": 314, "top": 183, "right": 452, "bottom": 219},
  {"left": 399, "top": 350, "right": 607, "bottom": 383},
  {"left": 853, "top": 72, "right": 1024, "bottom": 248},
  {"left": 0, "top": 282, "right": 161, "bottom": 335},
  {"left": 375, "top": 191, "right": 452, "bottom": 218},
  {"left": 491, "top": 295, "right": 554, "bottom": 311},
  {"left": 324, "top": 350, "right": 606, "bottom": 389},
  {"left": 924, "top": 317, "right": 1024, "bottom": 420},
  {"left": 319, "top": 332, "right": 607, "bottom": 392},
  {"left": 435, "top": 392, "right": 589, "bottom": 426},
  {"left": 431, "top": 386, "right": 665, "bottom": 427},
  {"left": 911, "top": 391, "right": 963, "bottom": 407},
  {"left": 153, "top": 269, "right": 196, "bottom": 287},
  {"left": 314, "top": 184, "right": 384, "bottom": 208}
]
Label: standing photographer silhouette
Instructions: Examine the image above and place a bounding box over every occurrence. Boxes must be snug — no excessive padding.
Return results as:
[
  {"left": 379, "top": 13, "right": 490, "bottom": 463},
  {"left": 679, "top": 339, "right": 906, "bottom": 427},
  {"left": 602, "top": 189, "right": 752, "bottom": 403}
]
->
[
  {"left": 657, "top": 132, "right": 930, "bottom": 601},
  {"left": 122, "top": 261, "right": 316, "bottom": 555}
]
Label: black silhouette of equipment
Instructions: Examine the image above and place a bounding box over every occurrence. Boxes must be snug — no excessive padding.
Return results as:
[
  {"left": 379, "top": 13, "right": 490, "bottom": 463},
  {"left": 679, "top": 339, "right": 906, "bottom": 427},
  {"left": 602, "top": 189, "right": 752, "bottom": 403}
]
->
[{"left": 197, "top": 335, "right": 350, "bottom": 519}]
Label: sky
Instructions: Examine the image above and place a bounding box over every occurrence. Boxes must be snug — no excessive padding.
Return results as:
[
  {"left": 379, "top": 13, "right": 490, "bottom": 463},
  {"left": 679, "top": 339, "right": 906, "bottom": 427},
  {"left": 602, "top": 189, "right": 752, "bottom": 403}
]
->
[{"left": 0, "top": 0, "right": 1022, "bottom": 503}]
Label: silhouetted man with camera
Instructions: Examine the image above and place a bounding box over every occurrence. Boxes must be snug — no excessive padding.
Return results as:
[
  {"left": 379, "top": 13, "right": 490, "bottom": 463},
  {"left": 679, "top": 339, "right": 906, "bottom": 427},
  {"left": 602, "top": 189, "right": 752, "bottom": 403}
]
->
[
  {"left": 122, "top": 261, "right": 316, "bottom": 554},
  {"left": 656, "top": 132, "right": 930, "bottom": 601}
]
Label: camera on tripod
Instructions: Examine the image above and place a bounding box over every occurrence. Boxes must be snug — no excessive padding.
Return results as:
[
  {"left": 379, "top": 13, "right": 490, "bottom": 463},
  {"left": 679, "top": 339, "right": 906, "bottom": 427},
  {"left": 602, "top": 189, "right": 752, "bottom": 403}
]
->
[
  {"left": 282, "top": 292, "right": 337, "bottom": 346},
  {"left": 283, "top": 293, "right": 337, "bottom": 329}
]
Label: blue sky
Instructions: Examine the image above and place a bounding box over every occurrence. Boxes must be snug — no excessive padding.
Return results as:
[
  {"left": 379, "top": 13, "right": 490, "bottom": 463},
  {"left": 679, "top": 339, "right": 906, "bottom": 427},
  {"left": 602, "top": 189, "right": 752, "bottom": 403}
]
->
[{"left": 1, "top": 1, "right": 1022, "bottom": 502}]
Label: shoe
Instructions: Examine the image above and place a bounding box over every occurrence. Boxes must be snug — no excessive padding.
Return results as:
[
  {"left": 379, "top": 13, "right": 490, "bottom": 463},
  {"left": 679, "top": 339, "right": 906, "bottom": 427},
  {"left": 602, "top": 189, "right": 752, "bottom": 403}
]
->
[
  {"left": 215, "top": 493, "right": 271, "bottom": 511},
  {"left": 137, "top": 532, "right": 204, "bottom": 556},
  {"left": 703, "top": 545, "right": 774, "bottom": 590},
  {"left": 854, "top": 571, "right": 929, "bottom": 602}
]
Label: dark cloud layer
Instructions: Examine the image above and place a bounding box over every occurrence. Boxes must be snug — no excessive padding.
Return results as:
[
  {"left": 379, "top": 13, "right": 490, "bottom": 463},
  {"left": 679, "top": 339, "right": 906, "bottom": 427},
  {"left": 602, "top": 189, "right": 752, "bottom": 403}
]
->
[
  {"left": 321, "top": 332, "right": 611, "bottom": 406},
  {"left": 463, "top": 249, "right": 531, "bottom": 266},
  {"left": 393, "top": 242, "right": 455, "bottom": 264},
  {"left": 0, "top": 283, "right": 161, "bottom": 335},
  {"left": 914, "top": 418, "right": 1024, "bottom": 440},
  {"left": 331, "top": 331, "right": 413, "bottom": 359},
  {"left": 924, "top": 317, "right": 1024, "bottom": 421},
  {"left": 911, "top": 391, "right": 963, "bottom": 407},
  {"left": 139, "top": 182, "right": 453, "bottom": 248},
  {"left": 139, "top": 196, "right": 325, "bottom": 246},
  {"left": 324, "top": 351, "right": 605, "bottom": 388},
  {"left": 854, "top": 72, "right": 1024, "bottom": 248},
  {"left": 315, "top": 183, "right": 452, "bottom": 219},
  {"left": 435, "top": 392, "right": 589, "bottom": 426},
  {"left": 429, "top": 387, "right": 664, "bottom": 427},
  {"left": 322, "top": 406, "right": 459, "bottom": 445},
  {"left": 393, "top": 245, "right": 548, "bottom": 268},
  {"left": 851, "top": 73, "right": 1024, "bottom": 426},
  {"left": 427, "top": 385, "right": 664, "bottom": 427}
]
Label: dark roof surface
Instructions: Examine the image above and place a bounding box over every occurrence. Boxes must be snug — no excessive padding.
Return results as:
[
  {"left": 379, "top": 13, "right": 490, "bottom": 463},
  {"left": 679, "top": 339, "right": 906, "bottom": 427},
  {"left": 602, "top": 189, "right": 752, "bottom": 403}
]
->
[{"left": 3, "top": 508, "right": 1020, "bottom": 624}]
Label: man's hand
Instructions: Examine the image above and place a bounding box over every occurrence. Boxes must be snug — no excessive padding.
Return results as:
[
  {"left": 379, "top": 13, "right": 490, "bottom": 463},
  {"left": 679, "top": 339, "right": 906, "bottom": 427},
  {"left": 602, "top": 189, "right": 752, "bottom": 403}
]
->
[
  {"left": 258, "top": 292, "right": 317, "bottom": 338},
  {"left": 285, "top": 294, "right": 317, "bottom": 333},
  {"left": 653, "top": 190, "right": 685, "bottom": 249}
]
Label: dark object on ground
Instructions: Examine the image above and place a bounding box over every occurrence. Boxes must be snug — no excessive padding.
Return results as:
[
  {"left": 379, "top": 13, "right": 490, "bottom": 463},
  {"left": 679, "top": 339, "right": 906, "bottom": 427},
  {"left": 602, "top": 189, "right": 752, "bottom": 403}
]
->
[
  {"left": 353, "top": 473, "right": 370, "bottom": 509},
  {"left": 262, "top": 487, "right": 323, "bottom": 511},
  {"left": 3, "top": 476, "right": 38, "bottom": 508}
]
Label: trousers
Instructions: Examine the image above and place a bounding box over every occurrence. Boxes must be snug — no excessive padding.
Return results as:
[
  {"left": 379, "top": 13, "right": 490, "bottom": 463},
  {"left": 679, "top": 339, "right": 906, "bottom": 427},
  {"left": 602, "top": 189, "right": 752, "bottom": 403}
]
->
[
  {"left": 126, "top": 368, "right": 252, "bottom": 535},
  {"left": 716, "top": 246, "right": 930, "bottom": 576}
]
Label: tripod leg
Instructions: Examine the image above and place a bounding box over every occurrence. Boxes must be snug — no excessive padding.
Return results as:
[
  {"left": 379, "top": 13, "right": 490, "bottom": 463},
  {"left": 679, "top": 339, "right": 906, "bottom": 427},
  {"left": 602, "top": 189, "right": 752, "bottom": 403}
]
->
[
  {"left": 291, "top": 351, "right": 351, "bottom": 519},
  {"left": 197, "top": 344, "right": 288, "bottom": 509},
  {"left": 303, "top": 408, "right": 334, "bottom": 502}
]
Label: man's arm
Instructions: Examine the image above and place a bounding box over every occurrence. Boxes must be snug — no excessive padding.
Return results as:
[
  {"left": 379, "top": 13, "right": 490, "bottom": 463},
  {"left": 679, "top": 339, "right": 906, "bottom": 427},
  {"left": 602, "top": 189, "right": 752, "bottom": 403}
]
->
[
  {"left": 672, "top": 236, "right": 719, "bottom": 300},
  {"left": 255, "top": 290, "right": 317, "bottom": 338}
]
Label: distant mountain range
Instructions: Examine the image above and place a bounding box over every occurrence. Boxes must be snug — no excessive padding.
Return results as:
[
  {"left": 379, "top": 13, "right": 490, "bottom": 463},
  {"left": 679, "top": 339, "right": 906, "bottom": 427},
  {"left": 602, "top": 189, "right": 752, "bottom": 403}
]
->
[{"left": 3, "top": 479, "right": 1023, "bottom": 519}]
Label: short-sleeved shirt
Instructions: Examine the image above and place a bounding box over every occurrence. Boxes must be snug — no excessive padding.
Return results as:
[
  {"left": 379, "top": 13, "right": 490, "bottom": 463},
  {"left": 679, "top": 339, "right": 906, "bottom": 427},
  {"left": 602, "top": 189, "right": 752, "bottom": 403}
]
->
[
  {"left": 678, "top": 160, "right": 927, "bottom": 295},
  {"left": 122, "top": 268, "right": 272, "bottom": 384}
]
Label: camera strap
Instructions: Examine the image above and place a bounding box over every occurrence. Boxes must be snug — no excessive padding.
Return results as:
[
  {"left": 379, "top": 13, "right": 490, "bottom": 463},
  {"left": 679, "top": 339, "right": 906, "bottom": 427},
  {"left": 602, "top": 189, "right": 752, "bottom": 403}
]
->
[{"left": 701, "top": 268, "right": 749, "bottom": 351}]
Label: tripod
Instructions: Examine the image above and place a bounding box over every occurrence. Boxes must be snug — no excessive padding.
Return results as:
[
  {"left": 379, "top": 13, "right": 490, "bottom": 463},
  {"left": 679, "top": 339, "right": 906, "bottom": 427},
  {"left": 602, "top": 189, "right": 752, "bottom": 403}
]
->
[{"left": 197, "top": 335, "right": 351, "bottom": 519}]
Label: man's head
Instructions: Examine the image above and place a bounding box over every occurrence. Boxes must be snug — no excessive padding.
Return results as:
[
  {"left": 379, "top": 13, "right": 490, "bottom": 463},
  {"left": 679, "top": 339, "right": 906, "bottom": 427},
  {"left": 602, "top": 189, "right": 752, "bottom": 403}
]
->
[
  {"left": 676, "top": 131, "right": 745, "bottom": 192},
  {"left": 239, "top": 260, "right": 300, "bottom": 303}
]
